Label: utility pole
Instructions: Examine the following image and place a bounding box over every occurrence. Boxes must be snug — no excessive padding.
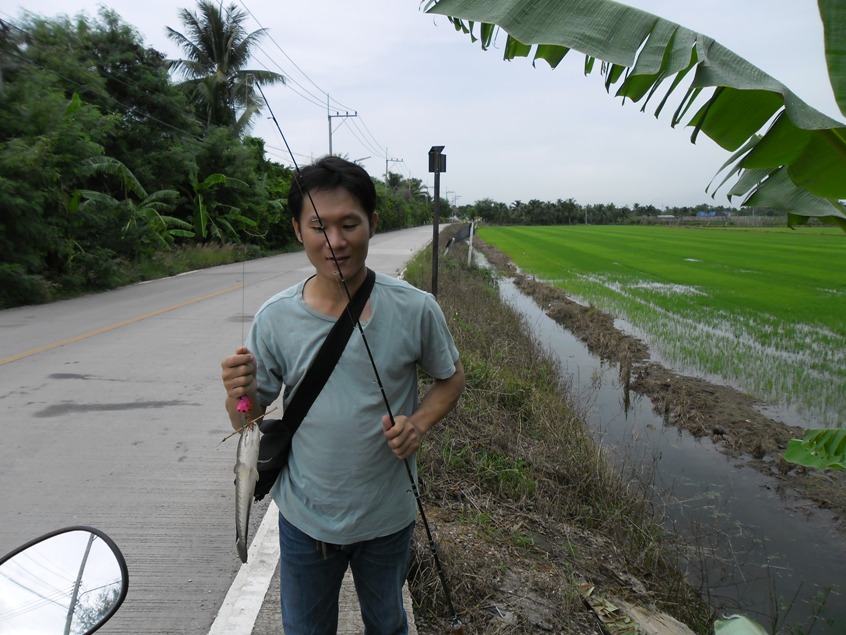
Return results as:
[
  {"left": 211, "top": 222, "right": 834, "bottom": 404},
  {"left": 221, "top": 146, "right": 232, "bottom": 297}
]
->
[
  {"left": 327, "top": 94, "right": 357, "bottom": 155},
  {"left": 428, "top": 146, "right": 446, "bottom": 297},
  {"left": 64, "top": 533, "right": 95, "bottom": 635},
  {"left": 385, "top": 149, "right": 403, "bottom": 188}
]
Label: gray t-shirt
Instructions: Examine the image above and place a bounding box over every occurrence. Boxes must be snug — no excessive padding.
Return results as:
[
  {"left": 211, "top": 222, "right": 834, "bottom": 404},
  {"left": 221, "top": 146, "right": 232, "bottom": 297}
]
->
[{"left": 248, "top": 272, "right": 459, "bottom": 544}]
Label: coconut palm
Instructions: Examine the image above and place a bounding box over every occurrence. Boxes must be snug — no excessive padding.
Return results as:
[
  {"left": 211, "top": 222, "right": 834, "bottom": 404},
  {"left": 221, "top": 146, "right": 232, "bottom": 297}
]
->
[
  {"left": 425, "top": 0, "right": 846, "bottom": 230},
  {"left": 166, "top": 0, "right": 283, "bottom": 132}
]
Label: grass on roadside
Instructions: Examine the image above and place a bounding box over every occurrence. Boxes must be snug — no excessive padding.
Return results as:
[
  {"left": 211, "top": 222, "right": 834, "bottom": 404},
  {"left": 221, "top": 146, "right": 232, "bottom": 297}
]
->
[{"left": 404, "top": 228, "right": 712, "bottom": 634}]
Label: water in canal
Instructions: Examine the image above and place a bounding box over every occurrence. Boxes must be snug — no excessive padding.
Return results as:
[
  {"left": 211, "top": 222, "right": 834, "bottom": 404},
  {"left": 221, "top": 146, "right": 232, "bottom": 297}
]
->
[{"left": 495, "top": 274, "right": 845, "bottom": 632}]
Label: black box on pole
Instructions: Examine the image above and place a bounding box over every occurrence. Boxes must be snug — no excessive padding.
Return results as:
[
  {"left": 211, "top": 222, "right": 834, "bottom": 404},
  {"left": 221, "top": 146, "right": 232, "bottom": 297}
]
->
[
  {"left": 428, "top": 152, "right": 446, "bottom": 173},
  {"left": 428, "top": 146, "right": 446, "bottom": 296}
]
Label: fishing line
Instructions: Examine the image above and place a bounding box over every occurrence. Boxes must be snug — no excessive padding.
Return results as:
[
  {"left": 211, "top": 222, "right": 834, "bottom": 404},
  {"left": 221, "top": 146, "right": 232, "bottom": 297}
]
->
[{"left": 256, "top": 83, "right": 463, "bottom": 632}]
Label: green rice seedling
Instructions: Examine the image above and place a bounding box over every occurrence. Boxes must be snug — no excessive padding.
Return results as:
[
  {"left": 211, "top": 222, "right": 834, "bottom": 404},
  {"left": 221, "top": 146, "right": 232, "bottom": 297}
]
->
[{"left": 480, "top": 225, "right": 846, "bottom": 427}]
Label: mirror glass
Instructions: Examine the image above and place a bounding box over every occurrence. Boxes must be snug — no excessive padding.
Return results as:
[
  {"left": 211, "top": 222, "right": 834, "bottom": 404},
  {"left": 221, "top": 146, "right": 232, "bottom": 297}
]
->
[{"left": 0, "top": 529, "right": 126, "bottom": 634}]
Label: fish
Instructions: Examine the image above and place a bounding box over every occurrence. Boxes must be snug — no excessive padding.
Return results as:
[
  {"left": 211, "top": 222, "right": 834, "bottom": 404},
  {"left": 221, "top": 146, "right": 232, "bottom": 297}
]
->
[{"left": 234, "top": 418, "right": 261, "bottom": 563}]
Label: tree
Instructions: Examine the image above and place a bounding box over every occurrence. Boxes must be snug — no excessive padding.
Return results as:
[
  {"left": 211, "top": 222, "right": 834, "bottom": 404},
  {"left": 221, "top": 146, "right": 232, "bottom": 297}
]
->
[
  {"left": 72, "top": 585, "right": 121, "bottom": 634},
  {"left": 186, "top": 170, "right": 253, "bottom": 242},
  {"left": 75, "top": 156, "right": 189, "bottom": 252},
  {"left": 166, "top": 1, "right": 284, "bottom": 132},
  {"left": 77, "top": 8, "right": 201, "bottom": 191},
  {"left": 425, "top": 0, "right": 846, "bottom": 230}
]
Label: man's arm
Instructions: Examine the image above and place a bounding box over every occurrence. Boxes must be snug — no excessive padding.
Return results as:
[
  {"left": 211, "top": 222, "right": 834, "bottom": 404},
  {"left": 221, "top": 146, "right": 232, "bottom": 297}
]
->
[{"left": 382, "top": 360, "right": 466, "bottom": 460}]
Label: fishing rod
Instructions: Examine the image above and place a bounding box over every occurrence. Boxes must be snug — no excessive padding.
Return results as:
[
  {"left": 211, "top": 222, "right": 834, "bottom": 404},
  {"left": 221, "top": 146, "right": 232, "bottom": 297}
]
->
[{"left": 256, "top": 83, "right": 463, "bottom": 633}]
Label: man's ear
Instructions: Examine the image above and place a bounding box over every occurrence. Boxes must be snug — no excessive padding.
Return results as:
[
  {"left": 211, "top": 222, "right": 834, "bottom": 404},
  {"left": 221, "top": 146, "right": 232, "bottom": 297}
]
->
[
  {"left": 369, "top": 212, "right": 379, "bottom": 238},
  {"left": 292, "top": 217, "right": 302, "bottom": 243}
]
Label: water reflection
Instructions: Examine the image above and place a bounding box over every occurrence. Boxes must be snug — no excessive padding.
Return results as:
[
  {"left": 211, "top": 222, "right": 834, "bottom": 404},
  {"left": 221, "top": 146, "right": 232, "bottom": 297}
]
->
[
  {"left": 563, "top": 272, "right": 845, "bottom": 429},
  {"left": 496, "top": 274, "right": 845, "bottom": 631}
]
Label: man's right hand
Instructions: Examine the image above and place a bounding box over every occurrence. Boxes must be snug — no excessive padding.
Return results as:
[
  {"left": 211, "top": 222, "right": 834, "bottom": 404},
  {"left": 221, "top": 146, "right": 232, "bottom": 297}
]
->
[{"left": 221, "top": 346, "right": 258, "bottom": 429}]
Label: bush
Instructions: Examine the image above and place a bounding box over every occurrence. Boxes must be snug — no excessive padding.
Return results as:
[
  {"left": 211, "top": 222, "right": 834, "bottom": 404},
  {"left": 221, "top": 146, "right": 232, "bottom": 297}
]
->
[{"left": 0, "top": 264, "right": 53, "bottom": 308}]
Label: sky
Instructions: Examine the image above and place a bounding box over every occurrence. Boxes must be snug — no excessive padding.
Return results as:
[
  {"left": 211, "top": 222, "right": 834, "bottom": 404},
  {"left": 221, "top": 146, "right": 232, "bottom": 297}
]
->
[{"left": 4, "top": 0, "right": 843, "bottom": 209}]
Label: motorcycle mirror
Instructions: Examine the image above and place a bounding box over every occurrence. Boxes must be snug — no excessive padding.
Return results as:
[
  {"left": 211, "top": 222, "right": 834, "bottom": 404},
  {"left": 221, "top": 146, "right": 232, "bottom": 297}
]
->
[{"left": 0, "top": 526, "right": 128, "bottom": 634}]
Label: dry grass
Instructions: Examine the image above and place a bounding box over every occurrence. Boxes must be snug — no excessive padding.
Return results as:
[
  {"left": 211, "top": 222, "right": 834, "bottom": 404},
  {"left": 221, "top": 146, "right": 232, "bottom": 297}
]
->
[{"left": 403, "top": 230, "right": 713, "bottom": 634}]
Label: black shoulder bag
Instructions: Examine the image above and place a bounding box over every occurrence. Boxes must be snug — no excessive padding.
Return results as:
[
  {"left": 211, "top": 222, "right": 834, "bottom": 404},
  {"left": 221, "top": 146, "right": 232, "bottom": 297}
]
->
[{"left": 253, "top": 268, "right": 376, "bottom": 501}]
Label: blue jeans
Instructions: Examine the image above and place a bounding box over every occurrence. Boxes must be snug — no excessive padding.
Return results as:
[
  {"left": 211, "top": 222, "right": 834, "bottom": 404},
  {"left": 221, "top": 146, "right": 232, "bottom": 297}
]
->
[{"left": 278, "top": 512, "right": 414, "bottom": 635}]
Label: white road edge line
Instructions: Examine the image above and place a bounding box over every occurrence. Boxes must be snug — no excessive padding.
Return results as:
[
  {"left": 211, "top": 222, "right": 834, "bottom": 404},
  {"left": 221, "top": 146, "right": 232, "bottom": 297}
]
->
[{"left": 208, "top": 500, "right": 280, "bottom": 634}]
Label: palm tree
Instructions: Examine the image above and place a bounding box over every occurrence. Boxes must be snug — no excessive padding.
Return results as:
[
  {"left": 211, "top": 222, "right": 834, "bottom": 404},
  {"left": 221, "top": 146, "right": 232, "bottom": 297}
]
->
[
  {"left": 166, "top": 1, "right": 283, "bottom": 132},
  {"left": 425, "top": 0, "right": 846, "bottom": 230}
]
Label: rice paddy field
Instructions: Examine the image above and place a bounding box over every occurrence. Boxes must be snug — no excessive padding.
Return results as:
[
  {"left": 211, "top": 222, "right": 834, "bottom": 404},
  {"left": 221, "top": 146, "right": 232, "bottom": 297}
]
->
[{"left": 477, "top": 225, "right": 846, "bottom": 429}]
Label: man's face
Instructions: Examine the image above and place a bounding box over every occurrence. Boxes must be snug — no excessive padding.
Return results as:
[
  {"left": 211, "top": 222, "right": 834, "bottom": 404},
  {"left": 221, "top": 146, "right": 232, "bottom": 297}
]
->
[{"left": 292, "top": 187, "right": 377, "bottom": 285}]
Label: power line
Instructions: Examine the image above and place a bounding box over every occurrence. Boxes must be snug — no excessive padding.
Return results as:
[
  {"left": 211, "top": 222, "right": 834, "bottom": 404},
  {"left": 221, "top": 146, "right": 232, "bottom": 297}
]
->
[
  {"left": 249, "top": 43, "right": 328, "bottom": 110},
  {"left": 235, "top": 0, "right": 397, "bottom": 166},
  {"left": 236, "top": 0, "right": 350, "bottom": 113}
]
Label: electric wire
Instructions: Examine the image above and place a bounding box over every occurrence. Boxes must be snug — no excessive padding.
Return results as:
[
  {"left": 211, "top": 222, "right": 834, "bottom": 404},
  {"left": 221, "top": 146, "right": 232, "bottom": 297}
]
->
[
  {"left": 236, "top": 0, "right": 390, "bottom": 160},
  {"left": 236, "top": 0, "right": 354, "bottom": 113}
]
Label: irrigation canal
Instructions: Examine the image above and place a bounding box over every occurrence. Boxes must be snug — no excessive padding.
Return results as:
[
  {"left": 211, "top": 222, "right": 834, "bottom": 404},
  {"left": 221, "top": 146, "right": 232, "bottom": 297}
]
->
[{"left": 494, "top": 271, "right": 845, "bottom": 631}]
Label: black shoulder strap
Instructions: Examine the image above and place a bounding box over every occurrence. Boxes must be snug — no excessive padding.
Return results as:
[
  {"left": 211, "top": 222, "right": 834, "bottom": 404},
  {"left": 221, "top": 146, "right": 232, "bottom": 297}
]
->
[{"left": 268, "top": 268, "right": 375, "bottom": 431}]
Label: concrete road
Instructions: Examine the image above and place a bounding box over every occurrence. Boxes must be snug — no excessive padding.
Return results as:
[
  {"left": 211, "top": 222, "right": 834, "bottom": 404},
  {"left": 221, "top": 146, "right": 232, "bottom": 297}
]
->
[{"left": 0, "top": 225, "right": 435, "bottom": 634}]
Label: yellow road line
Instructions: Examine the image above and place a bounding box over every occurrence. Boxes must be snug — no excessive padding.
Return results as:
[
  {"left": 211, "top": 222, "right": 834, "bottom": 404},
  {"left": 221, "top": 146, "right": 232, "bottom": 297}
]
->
[{"left": 0, "top": 283, "right": 243, "bottom": 366}]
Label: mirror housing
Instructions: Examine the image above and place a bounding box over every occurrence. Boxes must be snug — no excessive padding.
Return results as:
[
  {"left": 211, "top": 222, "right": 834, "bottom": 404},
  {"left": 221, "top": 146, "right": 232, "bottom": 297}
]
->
[{"left": 0, "top": 526, "right": 128, "bottom": 634}]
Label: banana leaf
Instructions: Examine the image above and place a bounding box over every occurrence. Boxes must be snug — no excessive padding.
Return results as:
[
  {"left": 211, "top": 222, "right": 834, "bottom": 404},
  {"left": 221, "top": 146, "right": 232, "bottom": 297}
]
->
[
  {"left": 784, "top": 429, "right": 846, "bottom": 470},
  {"left": 425, "top": 0, "right": 846, "bottom": 228}
]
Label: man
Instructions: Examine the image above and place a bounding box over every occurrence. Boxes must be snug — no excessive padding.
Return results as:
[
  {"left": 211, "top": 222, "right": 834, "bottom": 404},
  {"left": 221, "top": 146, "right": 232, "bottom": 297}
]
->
[{"left": 221, "top": 156, "right": 465, "bottom": 634}]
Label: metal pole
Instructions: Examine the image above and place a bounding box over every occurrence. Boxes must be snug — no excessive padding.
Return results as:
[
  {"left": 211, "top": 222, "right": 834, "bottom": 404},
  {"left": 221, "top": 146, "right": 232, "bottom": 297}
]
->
[
  {"left": 467, "top": 221, "right": 475, "bottom": 267},
  {"left": 432, "top": 169, "right": 441, "bottom": 297},
  {"left": 428, "top": 146, "right": 445, "bottom": 297},
  {"left": 64, "top": 533, "right": 95, "bottom": 635}
]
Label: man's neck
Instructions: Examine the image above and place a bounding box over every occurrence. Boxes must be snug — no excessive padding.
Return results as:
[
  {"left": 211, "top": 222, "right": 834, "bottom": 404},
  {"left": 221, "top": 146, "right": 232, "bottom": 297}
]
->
[{"left": 304, "top": 267, "right": 368, "bottom": 317}]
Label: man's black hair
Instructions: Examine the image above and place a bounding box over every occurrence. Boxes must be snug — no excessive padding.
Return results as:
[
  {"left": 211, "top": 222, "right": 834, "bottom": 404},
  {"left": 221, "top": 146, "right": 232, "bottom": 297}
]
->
[{"left": 287, "top": 156, "right": 377, "bottom": 223}]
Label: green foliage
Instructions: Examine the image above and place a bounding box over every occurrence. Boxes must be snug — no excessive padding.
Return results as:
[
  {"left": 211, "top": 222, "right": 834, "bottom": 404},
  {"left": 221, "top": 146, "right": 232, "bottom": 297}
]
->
[
  {"left": 0, "top": 10, "right": 295, "bottom": 305},
  {"left": 60, "top": 246, "right": 126, "bottom": 292},
  {"left": 187, "top": 171, "right": 247, "bottom": 241},
  {"left": 375, "top": 179, "right": 432, "bottom": 231},
  {"left": 477, "top": 450, "right": 537, "bottom": 498},
  {"left": 785, "top": 429, "right": 846, "bottom": 469},
  {"left": 0, "top": 7, "right": 430, "bottom": 307},
  {"left": 0, "top": 264, "right": 52, "bottom": 309},
  {"left": 463, "top": 196, "right": 745, "bottom": 227}
]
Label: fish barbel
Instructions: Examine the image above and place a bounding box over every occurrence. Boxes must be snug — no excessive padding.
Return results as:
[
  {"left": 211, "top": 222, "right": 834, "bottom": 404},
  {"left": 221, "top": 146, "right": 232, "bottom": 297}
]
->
[{"left": 234, "top": 419, "right": 261, "bottom": 563}]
